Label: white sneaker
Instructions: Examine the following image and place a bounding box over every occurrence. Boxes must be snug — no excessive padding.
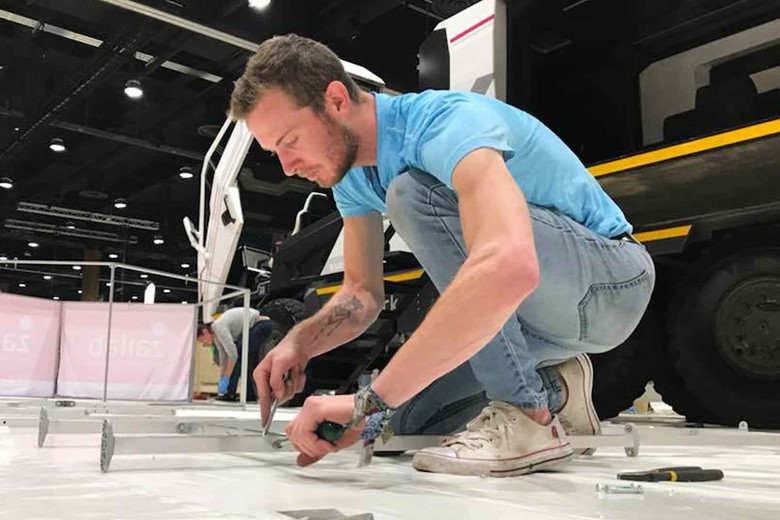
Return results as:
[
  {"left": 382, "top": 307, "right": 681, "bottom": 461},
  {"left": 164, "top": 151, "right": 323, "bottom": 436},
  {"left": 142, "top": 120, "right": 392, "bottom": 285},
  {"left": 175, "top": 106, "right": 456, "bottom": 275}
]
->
[
  {"left": 412, "top": 401, "right": 574, "bottom": 477},
  {"left": 556, "top": 354, "right": 601, "bottom": 454}
]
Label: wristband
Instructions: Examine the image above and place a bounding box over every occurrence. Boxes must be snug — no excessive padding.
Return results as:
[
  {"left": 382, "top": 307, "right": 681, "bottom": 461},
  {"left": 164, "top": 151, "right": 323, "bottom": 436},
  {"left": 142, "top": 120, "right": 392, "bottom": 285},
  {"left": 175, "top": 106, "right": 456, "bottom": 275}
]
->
[{"left": 352, "top": 386, "right": 395, "bottom": 443}]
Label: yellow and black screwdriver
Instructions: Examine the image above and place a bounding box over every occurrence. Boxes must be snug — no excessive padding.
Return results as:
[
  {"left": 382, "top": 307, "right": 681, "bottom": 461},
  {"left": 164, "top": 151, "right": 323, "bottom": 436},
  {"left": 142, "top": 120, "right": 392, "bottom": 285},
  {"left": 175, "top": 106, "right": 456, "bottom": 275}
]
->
[{"left": 618, "top": 466, "right": 724, "bottom": 482}]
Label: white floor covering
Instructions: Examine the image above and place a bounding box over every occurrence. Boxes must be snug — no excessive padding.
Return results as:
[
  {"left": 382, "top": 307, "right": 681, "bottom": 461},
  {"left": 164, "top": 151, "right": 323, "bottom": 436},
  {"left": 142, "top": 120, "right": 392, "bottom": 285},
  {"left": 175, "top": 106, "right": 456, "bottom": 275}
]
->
[{"left": 1, "top": 404, "right": 780, "bottom": 520}]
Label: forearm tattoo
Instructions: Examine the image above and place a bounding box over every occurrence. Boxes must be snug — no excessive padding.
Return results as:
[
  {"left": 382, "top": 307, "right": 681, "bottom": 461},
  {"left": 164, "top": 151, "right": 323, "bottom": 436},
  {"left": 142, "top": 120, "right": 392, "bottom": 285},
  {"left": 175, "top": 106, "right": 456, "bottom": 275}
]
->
[{"left": 313, "top": 295, "right": 364, "bottom": 340}]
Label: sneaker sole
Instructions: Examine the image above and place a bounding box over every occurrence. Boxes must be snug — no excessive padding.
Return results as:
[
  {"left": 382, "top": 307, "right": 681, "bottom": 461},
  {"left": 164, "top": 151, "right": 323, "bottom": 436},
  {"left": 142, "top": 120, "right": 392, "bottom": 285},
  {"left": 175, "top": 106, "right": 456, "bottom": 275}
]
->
[{"left": 412, "top": 443, "right": 575, "bottom": 478}]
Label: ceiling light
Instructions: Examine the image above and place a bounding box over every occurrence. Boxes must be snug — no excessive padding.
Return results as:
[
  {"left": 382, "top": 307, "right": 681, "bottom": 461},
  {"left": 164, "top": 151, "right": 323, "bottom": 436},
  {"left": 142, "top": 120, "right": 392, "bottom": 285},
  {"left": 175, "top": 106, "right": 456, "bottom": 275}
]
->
[
  {"left": 65, "top": 222, "right": 76, "bottom": 230},
  {"left": 153, "top": 235, "right": 164, "bottom": 245},
  {"left": 140, "top": 274, "right": 148, "bottom": 279},
  {"left": 78, "top": 290, "right": 83, "bottom": 294},
  {"left": 181, "top": 263, "right": 190, "bottom": 269},
  {"left": 49, "top": 137, "right": 66, "bottom": 153},
  {"left": 124, "top": 79, "right": 143, "bottom": 99},
  {"left": 113, "top": 198, "right": 127, "bottom": 209},
  {"left": 72, "top": 265, "right": 82, "bottom": 271},
  {"left": 163, "top": 288, "right": 171, "bottom": 293},
  {"left": 178, "top": 166, "right": 194, "bottom": 179},
  {"left": 53, "top": 296, "right": 60, "bottom": 300},
  {"left": 109, "top": 253, "right": 119, "bottom": 259},
  {"left": 43, "top": 275, "right": 52, "bottom": 280},
  {"left": 0, "top": 255, "right": 7, "bottom": 261},
  {"left": 248, "top": 0, "right": 271, "bottom": 9},
  {"left": 28, "top": 242, "right": 39, "bottom": 248},
  {"left": 18, "top": 283, "right": 26, "bottom": 288},
  {"left": 181, "top": 301, "right": 188, "bottom": 304},
  {"left": 106, "top": 282, "right": 112, "bottom": 287},
  {"left": 0, "top": 177, "right": 13, "bottom": 189},
  {"left": 132, "top": 295, "right": 138, "bottom": 300}
]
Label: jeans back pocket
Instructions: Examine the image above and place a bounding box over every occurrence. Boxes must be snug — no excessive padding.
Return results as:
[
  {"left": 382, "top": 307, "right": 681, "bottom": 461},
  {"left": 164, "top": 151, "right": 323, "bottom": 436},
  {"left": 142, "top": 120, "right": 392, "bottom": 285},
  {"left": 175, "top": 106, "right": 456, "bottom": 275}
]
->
[{"left": 578, "top": 269, "right": 654, "bottom": 349}]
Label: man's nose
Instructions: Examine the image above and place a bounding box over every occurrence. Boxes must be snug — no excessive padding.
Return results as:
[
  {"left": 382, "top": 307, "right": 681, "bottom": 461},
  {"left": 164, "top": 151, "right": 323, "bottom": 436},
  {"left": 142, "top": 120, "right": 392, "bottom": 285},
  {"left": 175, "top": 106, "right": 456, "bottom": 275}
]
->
[{"left": 277, "top": 151, "right": 300, "bottom": 177}]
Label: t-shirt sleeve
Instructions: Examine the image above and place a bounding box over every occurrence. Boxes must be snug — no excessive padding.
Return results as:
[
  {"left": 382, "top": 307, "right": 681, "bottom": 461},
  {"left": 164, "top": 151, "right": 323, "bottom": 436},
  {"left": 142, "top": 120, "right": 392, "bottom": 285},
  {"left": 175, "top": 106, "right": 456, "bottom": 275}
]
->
[
  {"left": 407, "top": 96, "right": 515, "bottom": 187},
  {"left": 332, "top": 169, "right": 376, "bottom": 217}
]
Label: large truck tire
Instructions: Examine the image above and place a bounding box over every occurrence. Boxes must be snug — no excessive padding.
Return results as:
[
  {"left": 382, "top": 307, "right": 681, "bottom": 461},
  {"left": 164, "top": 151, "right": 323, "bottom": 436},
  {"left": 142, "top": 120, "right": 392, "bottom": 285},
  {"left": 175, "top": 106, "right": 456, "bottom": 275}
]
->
[
  {"left": 259, "top": 298, "right": 307, "bottom": 334},
  {"left": 257, "top": 298, "right": 311, "bottom": 405},
  {"left": 590, "top": 305, "right": 657, "bottom": 420},
  {"left": 667, "top": 245, "right": 780, "bottom": 429},
  {"left": 648, "top": 345, "right": 720, "bottom": 425}
]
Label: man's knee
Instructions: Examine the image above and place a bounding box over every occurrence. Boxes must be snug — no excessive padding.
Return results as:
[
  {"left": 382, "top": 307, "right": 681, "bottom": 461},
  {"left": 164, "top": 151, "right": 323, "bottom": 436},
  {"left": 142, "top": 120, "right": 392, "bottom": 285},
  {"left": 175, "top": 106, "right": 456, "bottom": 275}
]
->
[
  {"left": 386, "top": 170, "right": 423, "bottom": 220},
  {"left": 387, "top": 169, "right": 456, "bottom": 227}
]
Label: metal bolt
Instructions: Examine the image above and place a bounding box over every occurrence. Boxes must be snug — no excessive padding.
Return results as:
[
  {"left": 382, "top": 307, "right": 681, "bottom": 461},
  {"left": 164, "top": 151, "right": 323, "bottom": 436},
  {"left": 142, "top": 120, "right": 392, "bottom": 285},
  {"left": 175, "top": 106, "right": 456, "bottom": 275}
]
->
[{"left": 596, "top": 483, "right": 644, "bottom": 495}]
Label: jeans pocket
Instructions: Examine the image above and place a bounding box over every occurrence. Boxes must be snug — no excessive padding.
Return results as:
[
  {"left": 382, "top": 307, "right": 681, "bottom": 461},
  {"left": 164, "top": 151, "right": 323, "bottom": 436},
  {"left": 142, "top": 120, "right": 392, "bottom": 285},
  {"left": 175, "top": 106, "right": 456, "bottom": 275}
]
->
[{"left": 578, "top": 269, "right": 653, "bottom": 348}]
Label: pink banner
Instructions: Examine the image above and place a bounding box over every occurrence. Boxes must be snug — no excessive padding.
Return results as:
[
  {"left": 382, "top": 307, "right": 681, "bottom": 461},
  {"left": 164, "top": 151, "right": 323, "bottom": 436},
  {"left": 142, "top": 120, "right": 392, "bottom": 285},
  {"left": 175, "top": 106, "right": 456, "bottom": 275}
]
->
[
  {"left": 0, "top": 293, "right": 61, "bottom": 397},
  {"left": 58, "top": 302, "right": 195, "bottom": 401}
]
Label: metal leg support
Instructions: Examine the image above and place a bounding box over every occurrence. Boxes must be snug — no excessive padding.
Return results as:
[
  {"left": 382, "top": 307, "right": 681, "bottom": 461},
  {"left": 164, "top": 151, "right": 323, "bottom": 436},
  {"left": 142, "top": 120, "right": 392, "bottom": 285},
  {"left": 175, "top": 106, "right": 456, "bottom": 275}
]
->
[
  {"left": 100, "top": 420, "right": 115, "bottom": 473},
  {"left": 38, "top": 408, "right": 49, "bottom": 448}
]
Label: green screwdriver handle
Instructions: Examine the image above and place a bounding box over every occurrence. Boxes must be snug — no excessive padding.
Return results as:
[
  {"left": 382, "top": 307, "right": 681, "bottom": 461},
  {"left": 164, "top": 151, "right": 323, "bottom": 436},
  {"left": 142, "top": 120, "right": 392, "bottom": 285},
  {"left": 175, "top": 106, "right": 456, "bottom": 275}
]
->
[{"left": 317, "top": 420, "right": 347, "bottom": 443}]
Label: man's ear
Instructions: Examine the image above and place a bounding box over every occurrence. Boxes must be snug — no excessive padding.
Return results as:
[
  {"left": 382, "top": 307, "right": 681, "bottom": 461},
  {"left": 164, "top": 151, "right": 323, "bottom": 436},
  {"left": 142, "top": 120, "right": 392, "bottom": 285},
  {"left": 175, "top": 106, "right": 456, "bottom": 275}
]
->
[{"left": 324, "top": 81, "right": 350, "bottom": 116}]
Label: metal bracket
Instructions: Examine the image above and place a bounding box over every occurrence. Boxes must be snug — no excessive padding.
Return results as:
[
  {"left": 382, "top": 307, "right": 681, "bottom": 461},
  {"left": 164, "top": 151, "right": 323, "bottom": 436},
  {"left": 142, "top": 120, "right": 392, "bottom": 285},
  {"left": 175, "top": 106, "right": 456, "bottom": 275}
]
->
[
  {"left": 568, "top": 423, "right": 640, "bottom": 457},
  {"left": 624, "top": 423, "right": 640, "bottom": 457}
]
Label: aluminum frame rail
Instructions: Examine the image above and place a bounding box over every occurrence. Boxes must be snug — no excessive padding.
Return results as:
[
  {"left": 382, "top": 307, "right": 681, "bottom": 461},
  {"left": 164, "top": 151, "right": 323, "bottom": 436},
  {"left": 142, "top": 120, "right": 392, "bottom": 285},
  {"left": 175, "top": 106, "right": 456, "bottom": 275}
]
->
[
  {"left": 97, "top": 424, "right": 640, "bottom": 473},
  {"left": 98, "top": 420, "right": 780, "bottom": 473}
]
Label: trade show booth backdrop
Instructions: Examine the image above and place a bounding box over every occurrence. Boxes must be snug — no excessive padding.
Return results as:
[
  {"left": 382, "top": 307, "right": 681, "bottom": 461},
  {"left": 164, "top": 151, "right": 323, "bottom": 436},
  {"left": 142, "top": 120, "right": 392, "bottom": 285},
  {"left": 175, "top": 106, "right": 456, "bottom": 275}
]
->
[{"left": 0, "top": 292, "right": 195, "bottom": 401}]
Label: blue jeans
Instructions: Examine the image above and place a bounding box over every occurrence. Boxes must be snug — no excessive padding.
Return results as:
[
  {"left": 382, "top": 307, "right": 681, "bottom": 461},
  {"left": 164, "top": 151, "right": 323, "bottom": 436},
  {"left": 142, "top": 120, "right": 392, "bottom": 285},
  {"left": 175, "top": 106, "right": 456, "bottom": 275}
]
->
[
  {"left": 227, "top": 320, "right": 274, "bottom": 401},
  {"left": 385, "top": 170, "right": 655, "bottom": 435}
]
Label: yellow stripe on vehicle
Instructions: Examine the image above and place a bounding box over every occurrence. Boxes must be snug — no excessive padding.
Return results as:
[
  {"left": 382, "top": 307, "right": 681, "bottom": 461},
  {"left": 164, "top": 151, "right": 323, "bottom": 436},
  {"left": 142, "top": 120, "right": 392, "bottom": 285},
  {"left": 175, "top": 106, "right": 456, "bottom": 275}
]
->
[
  {"left": 669, "top": 471, "right": 678, "bottom": 482},
  {"left": 634, "top": 225, "right": 692, "bottom": 243},
  {"left": 315, "top": 228, "right": 690, "bottom": 297},
  {"left": 385, "top": 269, "right": 425, "bottom": 283},
  {"left": 315, "top": 269, "right": 425, "bottom": 296},
  {"left": 589, "top": 119, "right": 780, "bottom": 177}
]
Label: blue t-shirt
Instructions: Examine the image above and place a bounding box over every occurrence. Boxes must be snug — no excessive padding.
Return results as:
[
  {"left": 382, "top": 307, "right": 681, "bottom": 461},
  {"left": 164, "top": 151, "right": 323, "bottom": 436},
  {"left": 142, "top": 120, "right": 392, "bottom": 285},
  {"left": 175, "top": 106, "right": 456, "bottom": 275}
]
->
[{"left": 332, "top": 90, "right": 631, "bottom": 238}]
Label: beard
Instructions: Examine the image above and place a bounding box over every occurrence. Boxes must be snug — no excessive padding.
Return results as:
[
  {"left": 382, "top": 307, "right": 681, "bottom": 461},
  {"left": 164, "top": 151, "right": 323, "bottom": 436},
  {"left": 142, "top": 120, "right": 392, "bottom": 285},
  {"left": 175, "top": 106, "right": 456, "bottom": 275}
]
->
[{"left": 318, "top": 112, "right": 359, "bottom": 188}]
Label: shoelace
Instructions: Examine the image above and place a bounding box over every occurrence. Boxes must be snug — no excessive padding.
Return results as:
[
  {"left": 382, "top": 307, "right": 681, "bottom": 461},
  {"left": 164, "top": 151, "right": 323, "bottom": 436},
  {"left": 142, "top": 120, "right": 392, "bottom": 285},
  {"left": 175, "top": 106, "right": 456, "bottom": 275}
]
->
[{"left": 443, "top": 401, "right": 517, "bottom": 450}]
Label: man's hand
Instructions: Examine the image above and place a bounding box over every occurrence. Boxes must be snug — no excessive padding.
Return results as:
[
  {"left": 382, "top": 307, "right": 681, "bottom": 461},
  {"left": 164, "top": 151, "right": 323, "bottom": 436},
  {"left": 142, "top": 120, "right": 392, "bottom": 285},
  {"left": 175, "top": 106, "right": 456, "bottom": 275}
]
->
[
  {"left": 285, "top": 394, "right": 363, "bottom": 467},
  {"left": 254, "top": 337, "right": 308, "bottom": 427}
]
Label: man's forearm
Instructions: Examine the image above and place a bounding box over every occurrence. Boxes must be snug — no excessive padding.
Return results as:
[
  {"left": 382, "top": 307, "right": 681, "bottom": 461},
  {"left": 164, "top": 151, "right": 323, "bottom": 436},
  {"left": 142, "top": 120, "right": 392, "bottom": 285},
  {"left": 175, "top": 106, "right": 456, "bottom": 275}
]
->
[
  {"left": 290, "top": 289, "right": 381, "bottom": 360},
  {"left": 222, "top": 358, "right": 236, "bottom": 379}
]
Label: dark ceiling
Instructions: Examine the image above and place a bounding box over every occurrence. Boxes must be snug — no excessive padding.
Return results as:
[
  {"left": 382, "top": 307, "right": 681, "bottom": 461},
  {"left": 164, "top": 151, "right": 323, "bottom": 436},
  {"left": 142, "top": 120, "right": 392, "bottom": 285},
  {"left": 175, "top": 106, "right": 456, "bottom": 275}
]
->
[
  {"left": 1, "top": 0, "right": 778, "bottom": 303},
  {"left": 0, "top": 0, "right": 442, "bottom": 301}
]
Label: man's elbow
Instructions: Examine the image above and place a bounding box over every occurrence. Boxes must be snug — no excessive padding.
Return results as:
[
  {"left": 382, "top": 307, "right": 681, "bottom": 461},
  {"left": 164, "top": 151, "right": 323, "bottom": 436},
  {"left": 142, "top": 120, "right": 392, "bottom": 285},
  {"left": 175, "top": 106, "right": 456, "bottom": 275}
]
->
[
  {"left": 489, "top": 245, "right": 540, "bottom": 306},
  {"left": 342, "top": 285, "right": 384, "bottom": 322}
]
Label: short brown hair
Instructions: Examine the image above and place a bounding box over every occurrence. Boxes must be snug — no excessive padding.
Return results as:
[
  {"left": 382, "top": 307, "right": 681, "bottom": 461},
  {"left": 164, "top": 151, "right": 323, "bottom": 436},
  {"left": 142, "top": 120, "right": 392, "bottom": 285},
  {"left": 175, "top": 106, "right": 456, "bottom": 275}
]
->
[
  {"left": 196, "top": 323, "right": 212, "bottom": 338},
  {"left": 230, "top": 34, "right": 361, "bottom": 120}
]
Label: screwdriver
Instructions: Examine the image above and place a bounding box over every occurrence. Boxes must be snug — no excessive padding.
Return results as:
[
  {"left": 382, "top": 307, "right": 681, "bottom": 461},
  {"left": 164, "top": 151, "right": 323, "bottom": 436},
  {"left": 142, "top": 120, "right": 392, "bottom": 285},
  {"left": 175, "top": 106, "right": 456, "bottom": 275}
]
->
[
  {"left": 316, "top": 420, "right": 376, "bottom": 467},
  {"left": 317, "top": 420, "right": 347, "bottom": 443},
  {"left": 618, "top": 466, "right": 724, "bottom": 482}
]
